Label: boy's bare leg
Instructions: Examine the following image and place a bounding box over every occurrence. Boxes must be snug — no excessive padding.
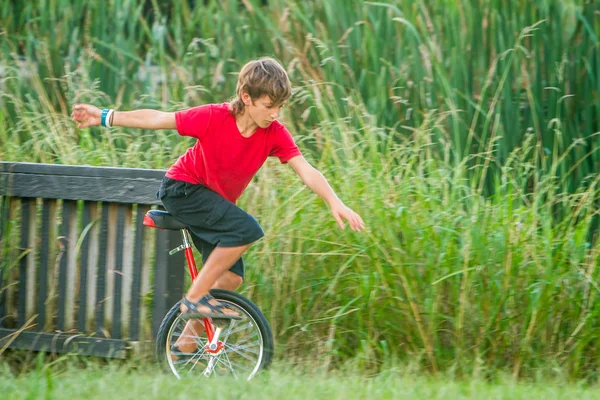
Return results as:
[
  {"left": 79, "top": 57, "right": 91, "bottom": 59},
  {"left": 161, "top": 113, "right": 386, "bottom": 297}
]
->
[
  {"left": 173, "top": 246, "right": 249, "bottom": 355},
  {"left": 181, "top": 244, "right": 250, "bottom": 312},
  {"left": 174, "top": 271, "right": 243, "bottom": 353}
]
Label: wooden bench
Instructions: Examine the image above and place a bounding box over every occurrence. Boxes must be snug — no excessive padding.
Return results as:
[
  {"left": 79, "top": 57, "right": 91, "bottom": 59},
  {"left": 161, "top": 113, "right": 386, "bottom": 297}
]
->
[{"left": 0, "top": 162, "right": 186, "bottom": 358}]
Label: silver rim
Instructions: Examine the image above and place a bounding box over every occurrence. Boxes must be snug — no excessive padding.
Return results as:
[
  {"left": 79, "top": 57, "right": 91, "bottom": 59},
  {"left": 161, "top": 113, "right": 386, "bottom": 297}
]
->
[{"left": 165, "top": 299, "right": 265, "bottom": 381}]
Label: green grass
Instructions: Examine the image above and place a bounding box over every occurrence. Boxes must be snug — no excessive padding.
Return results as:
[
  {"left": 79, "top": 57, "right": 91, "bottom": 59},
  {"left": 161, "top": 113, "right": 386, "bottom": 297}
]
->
[{"left": 1, "top": 359, "right": 599, "bottom": 400}]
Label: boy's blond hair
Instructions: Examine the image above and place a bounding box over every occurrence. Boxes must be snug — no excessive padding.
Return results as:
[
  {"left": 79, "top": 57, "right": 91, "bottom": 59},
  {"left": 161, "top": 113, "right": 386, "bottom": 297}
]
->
[{"left": 229, "top": 57, "right": 291, "bottom": 116}]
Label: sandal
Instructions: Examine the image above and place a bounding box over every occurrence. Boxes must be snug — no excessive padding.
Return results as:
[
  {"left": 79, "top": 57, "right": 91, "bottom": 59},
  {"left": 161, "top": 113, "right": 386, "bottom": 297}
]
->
[{"left": 180, "top": 294, "right": 242, "bottom": 320}]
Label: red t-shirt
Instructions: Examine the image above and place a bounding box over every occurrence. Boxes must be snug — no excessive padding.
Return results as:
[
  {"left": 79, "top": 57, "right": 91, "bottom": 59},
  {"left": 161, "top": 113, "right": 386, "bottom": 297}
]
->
[{"left": 166, "top": 103, "right": 302, "bottom": 203}]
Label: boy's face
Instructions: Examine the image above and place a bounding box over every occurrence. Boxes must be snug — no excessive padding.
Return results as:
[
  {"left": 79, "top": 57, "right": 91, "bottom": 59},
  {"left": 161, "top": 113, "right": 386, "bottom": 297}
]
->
[{"left": 243, "top": 93, "right": 284, "bottom": 129}]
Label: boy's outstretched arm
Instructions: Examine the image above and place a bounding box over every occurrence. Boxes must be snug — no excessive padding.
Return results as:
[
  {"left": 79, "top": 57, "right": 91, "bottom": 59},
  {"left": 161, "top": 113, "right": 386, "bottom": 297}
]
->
[
  {"left": 71, "top": 104, "right": 176, "bottom": 130},
  {"left": 288, "top": 156, "right": 365, "bottom": 232}
]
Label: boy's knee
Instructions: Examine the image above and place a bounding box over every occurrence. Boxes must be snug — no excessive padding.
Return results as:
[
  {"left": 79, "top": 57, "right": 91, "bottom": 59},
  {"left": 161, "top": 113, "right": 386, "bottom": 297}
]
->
[
  {"left": 230, "top": 274, "right": 243, "bottom": 289},
  {"left": 214, "top": 271, "right": 243, "bottom": 291}
]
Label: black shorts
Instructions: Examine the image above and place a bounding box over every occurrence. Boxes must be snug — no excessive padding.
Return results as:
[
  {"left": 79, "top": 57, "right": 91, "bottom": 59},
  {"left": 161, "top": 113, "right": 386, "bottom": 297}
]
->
[{"left": 157, "top": 177, "right": 264, "bottom": 278}]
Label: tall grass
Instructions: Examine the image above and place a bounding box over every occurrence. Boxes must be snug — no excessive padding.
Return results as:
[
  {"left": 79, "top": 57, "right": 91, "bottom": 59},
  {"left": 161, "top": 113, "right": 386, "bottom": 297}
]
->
[{"left": 1, "top": 0, "right": 600, "bottom": 379}]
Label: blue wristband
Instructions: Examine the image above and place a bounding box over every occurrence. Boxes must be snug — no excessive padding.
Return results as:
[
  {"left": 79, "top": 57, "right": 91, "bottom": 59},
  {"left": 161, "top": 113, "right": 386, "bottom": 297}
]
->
[{"left": 101, "top": 109, "right": 109, "bottom": 127}]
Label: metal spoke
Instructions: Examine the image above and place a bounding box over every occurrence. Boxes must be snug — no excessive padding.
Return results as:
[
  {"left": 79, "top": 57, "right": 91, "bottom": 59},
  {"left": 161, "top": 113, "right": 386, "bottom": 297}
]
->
[
  {"left": 223, "top": 343, "right": 260, "bottom": 362},
  {"left": 171, "top": 347, "right": 206, "bottom": 363},
  {"left": 222, "top": 321, "right": 254, "bottom": 338},
  {"left": 172, "top": 332, "right": 205, "bottom": 342},
  {"left": 181, "top": 348, "right": 207, "bottom": 369},
  {"left": 215, "top": 356, "right": 253, "bottom": 372},
  {"left": 188, "top": 351, "right": 208, "bottom": 374},
  {"left": 224, "top": 340, "right": 261, "bottom": 356},
  {"left": 215, "top": 353, "right": 238, "bottom": 379},
  {"left": 224, "top": 352, "right": 239, "bottom": 379}
]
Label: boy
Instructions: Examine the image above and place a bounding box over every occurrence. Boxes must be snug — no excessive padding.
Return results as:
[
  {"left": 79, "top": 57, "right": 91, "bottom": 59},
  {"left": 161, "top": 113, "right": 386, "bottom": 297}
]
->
[{"left": 71, "top": 57, "right": 365, "bottom": 350}]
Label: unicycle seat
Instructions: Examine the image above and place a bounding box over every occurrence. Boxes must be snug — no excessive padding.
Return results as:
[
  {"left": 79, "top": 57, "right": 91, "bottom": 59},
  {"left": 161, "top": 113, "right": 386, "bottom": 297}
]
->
[{"left": 143, "top": 210, "right": 188, "bottom": 230}]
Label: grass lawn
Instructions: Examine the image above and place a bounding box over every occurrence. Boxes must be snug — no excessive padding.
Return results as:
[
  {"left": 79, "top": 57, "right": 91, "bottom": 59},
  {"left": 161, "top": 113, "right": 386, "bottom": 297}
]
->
[{"left": 0, "top": 360, "right": 598, "bottom": 400}]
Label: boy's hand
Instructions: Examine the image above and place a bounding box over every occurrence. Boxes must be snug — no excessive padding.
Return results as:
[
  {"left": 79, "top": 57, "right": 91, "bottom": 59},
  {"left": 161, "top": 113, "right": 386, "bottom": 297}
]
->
[
  {"left": 330, "top": 203, "right": 365, "bottom": 232},
  {"left": 71, "top": 104, "right": 102, "bottom": 128}
]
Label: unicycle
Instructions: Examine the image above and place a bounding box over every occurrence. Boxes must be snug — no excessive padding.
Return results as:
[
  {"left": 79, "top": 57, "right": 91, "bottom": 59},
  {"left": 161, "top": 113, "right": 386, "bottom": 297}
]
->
[{"left": 143, "top": 210, "right": 274, "bottom": 380}]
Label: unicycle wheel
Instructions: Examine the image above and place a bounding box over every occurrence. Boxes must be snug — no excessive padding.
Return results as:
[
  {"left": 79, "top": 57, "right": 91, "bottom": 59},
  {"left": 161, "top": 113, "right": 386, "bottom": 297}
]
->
[{"left": 155, "top": 289, "right": 274, "bottom": 380}]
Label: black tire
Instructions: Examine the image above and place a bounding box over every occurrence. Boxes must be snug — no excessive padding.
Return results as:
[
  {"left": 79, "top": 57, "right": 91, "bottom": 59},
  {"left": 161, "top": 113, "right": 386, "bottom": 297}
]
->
[{"left": 155, "top": 289, "right": 274, "bottom": 379}]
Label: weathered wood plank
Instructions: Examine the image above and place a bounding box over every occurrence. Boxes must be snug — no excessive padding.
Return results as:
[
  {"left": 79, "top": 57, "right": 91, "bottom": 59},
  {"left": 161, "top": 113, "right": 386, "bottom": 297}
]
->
[
  {"left": 23, "top": 199, "right": 38, "bottom": 325},
  {"left": 120, "top": 205, "right": 134, "bottom": 339},
  {"left": 65, "top": 201, "right": 78, "bottom": 331},
  {"left": 57, "top": 200, "right": 77, "bottom": 331},
  {"left": 140, "top": 210, "right": 155, "bottom": 340},
  {"left": 151, "top": 229, "right": 170, "bottom": 338},
  {"left": 3, "top": 198, "right": 20, "bottom": 325},
  {"left": 18, "top": 198, "right": 32, "bottom": 328},
  {"left": 111, "top": 204, "right": 126, "bottom": 339},
  {"left": 0, "top": 328, "right": 130, "bottom": 358},
  {"left": 104, "top": 204, "right": 117, "bottom": 336},
  {"left": 37, "top": 199, "right": 57, "bottom": 331},
  {"left": 0, "top": 196, "right": 8, "bottom": 245},
  {"left": 78, "top": 202, "right": 92, "bottom": 332},
  {"left": 0, "top": 196, "right": 11, "bottom": 321},
  {"left": 151, "top": 228, "right": 185, "bottom": 338},
  {"left": 95, "top": 204, "right": 110, "bottom": 337},
  {"left": 0, "top": 172, "right": 163, "bottom": 205},
  {"left": 45, "top": 200, "right": 60, "bottom": 332},
  {"left": 166, "top": 230, "right": 185, "bottom": 309},
  {"left": 84, "top": 203, "right": 100, "bottom": 333},
  {"left": 130, "top": 205, "right": 149, "bottom": 340},
  {"left": 0, "top": 162, "right": 165, "bottom": 180}
]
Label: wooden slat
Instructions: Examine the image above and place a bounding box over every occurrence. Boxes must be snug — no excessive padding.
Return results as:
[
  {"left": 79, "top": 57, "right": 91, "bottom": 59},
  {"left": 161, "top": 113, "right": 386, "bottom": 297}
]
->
[
  {"left": 18, "top": 198, "right": 32, "bottom": 327},
  {"left": 151, "top": 228, "right": 186, "bottom": 338},
  {"left": 166, "top": 230, "right": 185, "bottom": 308},
  {"left": 46, "top": 200, "right": 60, "bottom": 331},
  {"left": 0, "top": 196, "right": 8, "bottom": 244},
  {"left": 84, "top": 203, "right": 100, "bottom": 332},
  {"left": 0, "top": 328, "right": 130, "bottom": 358},
  {"left": 78, "top": 202, "right": 91, "bottom": 332},
  {"left": 65, "top": 201, "right": 78, "bottom": 330},
  {"left": 0, "top": 196, "right": 11, "bottom": 320},
  {"left": 56, "top": 205, "right": 70, "bottom": 331},
  {"left": 95, "top": 204, "right": 110, "bottom": 337},
  {"left": 0, "top": 172, "right": 163, "bottom": 205},
  {"left": 111, "top": 204, "right": 126, "bottom": 339},
  {"left": 57, "top": 200, "right": 77, "bottom": 331},
  {"left": 0, "top": 196, "right": 10, "bottom": 253},
  {"left": 151, "top": 229, "right": 170, "bottom": 338},
  {"left": 24, "top": 199, "right": 38, "bottom": 324},
  {"left": 0, "top": 162, "right": 165, "bottom": 180},
  {"left": 104, "top": 204, "right": 117, "bottom": 335},
  {"left": 140, "top": 213, "right": 155, "bottom": 340},
  {"left": 0, "top": 161, "right": 166, "bottom": 205},
  {"left": 37, "top": 199, "right": 57, "bottom": 331},
  {"left": 129, "top": 205, "right": 149, "bottom": 340},
  {"left": 5, "top": 198, "right": 20, "bottom": 321},
  {"left": 0, "top": 161, "right": 164, "bottom": 205},
  {"left": 120, "top": 205, "right": 134, "bottom": 338}
]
